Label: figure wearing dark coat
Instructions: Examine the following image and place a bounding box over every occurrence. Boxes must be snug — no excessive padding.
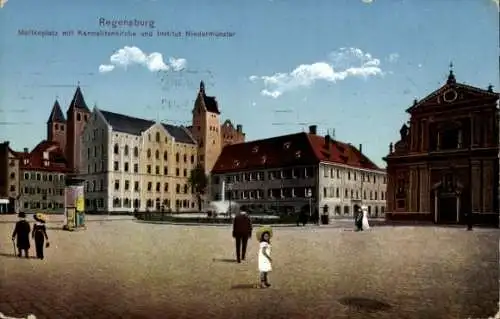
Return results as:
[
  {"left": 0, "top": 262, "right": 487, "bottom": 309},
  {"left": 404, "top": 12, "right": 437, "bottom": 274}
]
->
[
  {"left": 32, "top": 223, "right": 49, "bottom": 259},
  {"left": 232, "top": 212, "right": 252, "bottom": 263},
  {"left": 12, "top": 219, "right": 31, "bottom": 257}
]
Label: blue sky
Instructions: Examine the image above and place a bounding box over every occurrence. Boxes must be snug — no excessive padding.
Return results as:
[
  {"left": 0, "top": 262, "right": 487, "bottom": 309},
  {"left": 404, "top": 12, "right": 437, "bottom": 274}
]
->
[{"left": 0, "top": 0, "right": 498, "bottom": 167}]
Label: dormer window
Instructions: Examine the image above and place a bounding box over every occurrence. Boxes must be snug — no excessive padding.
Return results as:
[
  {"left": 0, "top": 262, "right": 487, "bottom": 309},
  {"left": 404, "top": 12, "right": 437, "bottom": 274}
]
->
[
  {"left": 261, "top": 156, "right": 267, "bottom": 164},
  {"left": 43, "top": 160, "right": 49, "bottom": 167},
  {"left": 23, "top": 159, "right": 29, "bottom": 165},
  {"left": 252, "top": 146, "right": 259, "bottom": 153},
  {"left": 233, "top": 160, "right": 240, "bottom": 167},
  {"left": 295, "top": 151, "right": 301, "bottom": 158},
  {"left": 42, "top": 152, "right": 49, "bottom": 160},
  {"left": 283, "top": 142, "right": 291, "bottom": 150}
]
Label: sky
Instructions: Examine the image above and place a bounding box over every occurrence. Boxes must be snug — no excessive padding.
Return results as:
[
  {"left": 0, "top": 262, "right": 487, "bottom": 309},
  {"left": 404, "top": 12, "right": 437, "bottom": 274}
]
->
[{"left": 0, "top": 0, "right": 498, "bottom": 168}]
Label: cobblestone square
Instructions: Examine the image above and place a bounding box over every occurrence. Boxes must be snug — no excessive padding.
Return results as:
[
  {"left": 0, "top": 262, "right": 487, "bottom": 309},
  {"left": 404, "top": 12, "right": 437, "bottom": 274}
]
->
[{"left": 0, "top": 216, "right": 498, "bottom": 318}]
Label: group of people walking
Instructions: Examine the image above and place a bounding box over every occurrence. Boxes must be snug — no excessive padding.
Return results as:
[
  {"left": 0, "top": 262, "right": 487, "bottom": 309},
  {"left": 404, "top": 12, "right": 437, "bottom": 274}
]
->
[{"left": 11, "top": 212, "right": 50, "bottom": 259}]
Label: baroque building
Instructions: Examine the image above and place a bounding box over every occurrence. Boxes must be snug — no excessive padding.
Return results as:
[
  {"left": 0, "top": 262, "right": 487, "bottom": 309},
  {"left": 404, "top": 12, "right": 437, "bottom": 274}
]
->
[
  {"left": 384, "top": 69, "right": 499, "bottom": 225},
  {"left": 211, "top": 125, "right": 386, "bottom": 217},
  {"left": 80, "top": 108, "right": 198, "bottom": 213}
]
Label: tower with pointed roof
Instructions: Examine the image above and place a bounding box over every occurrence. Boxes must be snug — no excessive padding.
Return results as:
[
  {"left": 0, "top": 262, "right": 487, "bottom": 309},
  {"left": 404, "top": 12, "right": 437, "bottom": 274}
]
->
[
  {"left": 66, "top": 85, "right": 91, "bottom": 173},
  {"left": 191, "top": 81, "right": 223, "bottom": 173},
  {"left": 47, "top": 99, "right": 67, "bottom": 152}
]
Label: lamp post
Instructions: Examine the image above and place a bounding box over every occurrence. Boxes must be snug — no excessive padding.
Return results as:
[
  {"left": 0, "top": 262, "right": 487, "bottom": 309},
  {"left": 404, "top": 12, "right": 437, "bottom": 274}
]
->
[
  {"left": 306, "top": 188, "right": 312, "bottom": 220},
  {"left": 227, "top": 183, "right": 233, "bottom": 219}
]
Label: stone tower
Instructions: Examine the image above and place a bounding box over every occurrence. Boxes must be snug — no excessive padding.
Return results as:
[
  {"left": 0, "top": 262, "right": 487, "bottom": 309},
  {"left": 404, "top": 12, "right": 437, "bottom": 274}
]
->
[
  {"left": 46, "top": 99, "right": 67, "bottom": 152},
  {"left": 66, "top": 85, "right": 91, "bottom": 173},
  {"left": 191, "top": 81, "right": 222, "bottom": 173}
]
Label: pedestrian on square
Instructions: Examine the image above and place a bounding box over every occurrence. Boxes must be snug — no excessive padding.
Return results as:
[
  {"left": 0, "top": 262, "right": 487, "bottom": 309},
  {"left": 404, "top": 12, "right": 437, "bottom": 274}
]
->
[
  {"left": 354, "top": 205, "right": 363, "bottom": 231},
  {"left": 256, "top": 226, "right": 273, "bottom": 289},
  {"left": 32, "top": 213, "right": 49, "bottom": 260},
  {"left": 232, "top": 210, "right": 252, "bottom": 263},
  {"left": 11, "top": 211, "right": 31, "bottom": 258}
]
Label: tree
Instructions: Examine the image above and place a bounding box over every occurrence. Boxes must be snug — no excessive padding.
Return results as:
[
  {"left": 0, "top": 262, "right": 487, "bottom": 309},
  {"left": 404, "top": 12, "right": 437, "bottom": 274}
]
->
[{"left": 188, "top": 164, "right": 209, "bottom": 212}]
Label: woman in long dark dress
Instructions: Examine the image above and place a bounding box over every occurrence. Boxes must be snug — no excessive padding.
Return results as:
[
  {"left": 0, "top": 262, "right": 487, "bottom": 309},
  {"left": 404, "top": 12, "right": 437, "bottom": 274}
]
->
[
  {"left": 11, "top": 212, "right": 31, "bottom": 258},
  {"left": 32, "top": 213, "right": 49, "bottom": 260}
]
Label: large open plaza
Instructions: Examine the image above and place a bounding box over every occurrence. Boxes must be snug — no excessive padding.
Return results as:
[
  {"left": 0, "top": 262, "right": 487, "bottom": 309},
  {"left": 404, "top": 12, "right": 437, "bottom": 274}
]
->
[{"left": 0, "top": 215, "right": 499, "bottom": 319}]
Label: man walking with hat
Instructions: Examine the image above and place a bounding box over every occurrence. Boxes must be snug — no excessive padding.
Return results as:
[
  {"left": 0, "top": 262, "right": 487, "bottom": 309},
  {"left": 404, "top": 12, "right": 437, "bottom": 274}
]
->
[
  {"left": 232, "top": 210, "right": 253, "bottom": 263},
  {"left": 11, "top": 212, "right": 31, "bottom": 258}
]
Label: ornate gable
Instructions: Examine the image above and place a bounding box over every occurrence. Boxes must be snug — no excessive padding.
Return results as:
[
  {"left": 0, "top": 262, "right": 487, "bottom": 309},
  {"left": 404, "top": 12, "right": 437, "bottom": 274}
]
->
[{"left": 406, "top": 70, "right": 498, "bottom": 115}]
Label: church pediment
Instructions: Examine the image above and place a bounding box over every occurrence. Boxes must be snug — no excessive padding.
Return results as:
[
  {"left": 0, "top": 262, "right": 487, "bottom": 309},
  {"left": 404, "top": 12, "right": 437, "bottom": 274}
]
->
[{"left": 406, "top": 72, "right": 498, "bottom": 114}]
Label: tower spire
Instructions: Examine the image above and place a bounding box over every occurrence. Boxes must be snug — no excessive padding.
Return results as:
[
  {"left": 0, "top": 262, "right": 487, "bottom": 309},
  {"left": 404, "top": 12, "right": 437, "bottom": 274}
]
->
[{"left": 447, "top": 62, "right": 456, "bottom": 84}]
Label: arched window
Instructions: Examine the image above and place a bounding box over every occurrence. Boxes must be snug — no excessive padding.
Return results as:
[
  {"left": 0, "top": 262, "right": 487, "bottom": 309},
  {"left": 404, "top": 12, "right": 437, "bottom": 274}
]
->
[
  {"left": 190, "top": 155, "right": 195, "bottom": 163},
  {"left": 134, "top": 147, "right": 139, "bottom": 157},
  {"left": 176, "top": 153, "right": 180, "bottom": 162},
  {"left": 183, "top": 154, "right": 187, "bottom": 163},
  {"left": 124, "top": 145, "right": 129, "bottom": 156},
  {"left": 184, "top": 185, "right": 188, "bottom": 193},
  {"left": 335, "top": 206, "right": 341, "bottom": 215},
  {"left": 77, "top": 113, "right": 81, "bottom": 121},
  {"left": 156, "top": 132, "right": 160, "bottom": 142},
  {"left": 343, "top": 206, "right": 350, "bottom": 215},
  {"left": 155, "top": 150, "right": 159, "bottom": 159},
  {"left": 114, "top": 144, "right": 119, "bottom": 154},
  {"left": 163, "top": 151, "right": 168, "bottom": 160},
  {"left": 147, "top": 149, "right": 151, "bottom": 158}
]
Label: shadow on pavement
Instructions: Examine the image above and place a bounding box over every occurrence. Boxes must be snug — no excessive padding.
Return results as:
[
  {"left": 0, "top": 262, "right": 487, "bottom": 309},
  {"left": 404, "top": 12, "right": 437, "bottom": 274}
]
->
[
  {"left": 230, "top": 283, "right": 258, "bottom": 290},
  {"left": 212, "top": 258, "right": 237, "bottom": 263},
  {"left": 338, "top": 296, "right": 392, "bottom": 313},
  {"left": 0, "top": 252, "right": 38, "bottom": 259}
]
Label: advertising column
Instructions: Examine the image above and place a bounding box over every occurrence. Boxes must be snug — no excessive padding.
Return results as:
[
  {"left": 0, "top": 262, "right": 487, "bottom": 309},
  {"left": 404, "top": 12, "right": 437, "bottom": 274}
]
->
[{"left": 63, "top": 178, "right": 86, "bottom": 231}]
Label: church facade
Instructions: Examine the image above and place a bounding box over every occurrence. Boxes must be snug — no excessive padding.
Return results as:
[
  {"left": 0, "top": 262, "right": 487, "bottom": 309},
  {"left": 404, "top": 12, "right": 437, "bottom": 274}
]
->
[{"left": 384, "top": 69, "right": 499, "bottom": 226}]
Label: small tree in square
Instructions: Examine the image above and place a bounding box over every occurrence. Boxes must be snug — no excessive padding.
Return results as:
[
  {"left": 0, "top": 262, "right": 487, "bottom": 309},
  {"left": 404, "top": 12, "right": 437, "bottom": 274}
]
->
[{"left": 188, "top": 164, "right": 209, "bottom": 212}]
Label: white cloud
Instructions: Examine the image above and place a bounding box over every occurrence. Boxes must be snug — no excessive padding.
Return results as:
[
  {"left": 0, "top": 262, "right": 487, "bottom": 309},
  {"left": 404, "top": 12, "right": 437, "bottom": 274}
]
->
[
  {"left": 362, "top": 0, "right": 373, "bottom": 3},
  {"left": 251, "top": 102, "right": 257, "bottom": 106},
  {"left": 388, "top": 53, "right": 399, "bottom": 63},
  {"left": 249, "top": 47, "right": 383, "bottom": 98},
  {"left": 98, "top": 46, "right": 187, "bottom": 73},
  {"left": 98, "top": 65, "right": 115, "bottom": 73}
]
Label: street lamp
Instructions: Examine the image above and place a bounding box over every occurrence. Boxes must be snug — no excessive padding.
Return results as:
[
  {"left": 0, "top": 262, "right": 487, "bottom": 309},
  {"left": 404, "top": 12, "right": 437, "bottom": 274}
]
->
[
  {"left": 306, "top": 188, "right": 312, "bottom": 219},
  {"left": 227, "top": 183, "right": 233, "bottom": 218}
]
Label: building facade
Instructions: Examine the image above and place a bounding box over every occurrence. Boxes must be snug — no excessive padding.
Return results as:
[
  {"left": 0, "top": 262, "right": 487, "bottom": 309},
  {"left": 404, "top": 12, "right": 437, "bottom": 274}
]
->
[
  {"left": 384, "top": 70, "right": 499, "bottom": 225},
  {"left": 0, "top": 142, "right": 21, "bottom": 213},
  {"left": 16, "top": 141, "right": 71, "bottom": 214},
  {"left": 211, "top": 126, "right": 386, "bottom": 217},
  {"left": 80, "top": 108, "right": 198, "bottom": 213}
]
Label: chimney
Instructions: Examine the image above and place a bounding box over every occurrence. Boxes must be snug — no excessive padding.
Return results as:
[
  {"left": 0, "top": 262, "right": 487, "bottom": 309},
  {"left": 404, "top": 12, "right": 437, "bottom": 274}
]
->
[
  {"left": 23, "top": 148, "right": 28, "bottom": 153},
  {"left": 359, "top": 144, "right": 363, "bottom": 153},
  {"left": 309, "top": 125, "right": 317, "bottom": 135},
  {"left": 325, "top": 134, "right": 331, "bottom": 148},
  {"left": 236, "top": 125, "right": 242, "bottom": 133}
]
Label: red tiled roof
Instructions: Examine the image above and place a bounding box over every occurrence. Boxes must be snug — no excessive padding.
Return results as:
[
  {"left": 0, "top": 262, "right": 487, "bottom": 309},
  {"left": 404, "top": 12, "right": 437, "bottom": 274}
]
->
[
  {"left": 306, "top": 134, "right": 380, "bottom": 171},
  {"left": 17, "top": 140, "right": 71, "bottom": 173},
  {"left": 211, "top": 132, "right": 381, "bottom": 174}
]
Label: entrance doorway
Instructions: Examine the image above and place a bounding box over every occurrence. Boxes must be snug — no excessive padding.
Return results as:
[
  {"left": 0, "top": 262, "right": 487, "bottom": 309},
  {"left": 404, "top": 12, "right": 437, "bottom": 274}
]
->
[{"left": 438, "top": 196, "right": 457, "bottom": 223}]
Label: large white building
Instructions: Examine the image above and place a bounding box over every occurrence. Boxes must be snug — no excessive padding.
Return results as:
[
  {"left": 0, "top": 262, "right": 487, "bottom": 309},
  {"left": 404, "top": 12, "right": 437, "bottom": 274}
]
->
[
  {"left": 79, "top": 108, "right": 198, "bottom": 213},
  {"left": 210, "top": 126, "right": 386, "bottom": 218}
]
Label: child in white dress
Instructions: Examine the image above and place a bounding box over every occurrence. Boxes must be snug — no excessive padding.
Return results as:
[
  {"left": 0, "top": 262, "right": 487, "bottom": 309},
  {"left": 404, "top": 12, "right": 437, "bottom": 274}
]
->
[{"left": 258, "top": 231, "right": 272, "bottom": 288}]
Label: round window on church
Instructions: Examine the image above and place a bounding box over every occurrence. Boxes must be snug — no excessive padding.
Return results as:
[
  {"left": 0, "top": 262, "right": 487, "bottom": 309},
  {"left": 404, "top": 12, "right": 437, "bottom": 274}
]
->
[{"left": 442, "top": 89, "right": 458, "bottom": 103}]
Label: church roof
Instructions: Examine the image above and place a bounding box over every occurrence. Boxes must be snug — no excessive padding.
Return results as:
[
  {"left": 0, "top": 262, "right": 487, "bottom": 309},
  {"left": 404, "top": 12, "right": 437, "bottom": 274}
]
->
[
  {"left": 47, "top": 100, "right": 66, "bottom": 124},
  {"left": 67, "top": 86, "right": 90, "bottom": 113},
  {"left": 99, "top": 109, "right": 196, "bottom": 144}
]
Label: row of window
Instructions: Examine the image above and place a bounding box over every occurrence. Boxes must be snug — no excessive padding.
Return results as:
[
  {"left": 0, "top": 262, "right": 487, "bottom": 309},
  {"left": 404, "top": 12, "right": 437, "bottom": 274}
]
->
[
  {"left": 217, "top": 187, "right": 316, "bottom": 201},
  {"left": 217, "top": 168, "right": 316, "bottom": 184},
  {"left": 108, "top": 198, "right": 194, "bottom": 209},
  {"left": 112, "top": 162, "right": 190, "bottom": 177},
  {"left": 112, "top": 180, "right": 192, "bottom": 195},
  {"left": 112, "top": 144, "right": 195, "bottom": 164},
  {"left": 323, "top": 187, "right": 386, "bottom": 201},
  {"left": 21, "top": 201, "right": 64, "bottom": 209},
  {"left": 330, "top": 205, "right": 385, "bottom": 216},
  {"left": 22, "top": 187, "right": 64, "bottom": 196},
  {"left": 323, "top": 167, "right": 386, "bottom": 183},
  {"left": 22, "top": 172, "right": 65, "bottom": 182}
]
